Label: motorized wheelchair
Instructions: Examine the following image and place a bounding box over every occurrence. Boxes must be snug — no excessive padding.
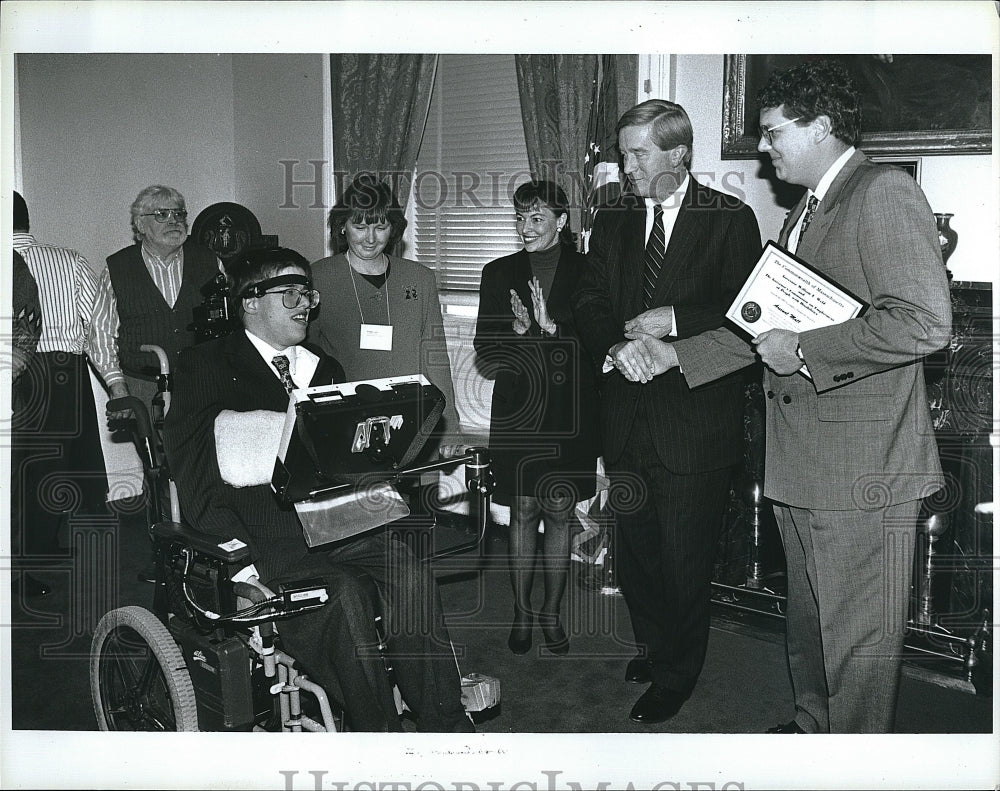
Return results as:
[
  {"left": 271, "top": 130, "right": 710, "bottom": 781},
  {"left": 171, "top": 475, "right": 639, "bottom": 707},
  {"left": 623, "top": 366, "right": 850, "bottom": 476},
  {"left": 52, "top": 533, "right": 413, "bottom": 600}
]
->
[{"left": 89, "top": 347, "right": 497, "bottom": 732}]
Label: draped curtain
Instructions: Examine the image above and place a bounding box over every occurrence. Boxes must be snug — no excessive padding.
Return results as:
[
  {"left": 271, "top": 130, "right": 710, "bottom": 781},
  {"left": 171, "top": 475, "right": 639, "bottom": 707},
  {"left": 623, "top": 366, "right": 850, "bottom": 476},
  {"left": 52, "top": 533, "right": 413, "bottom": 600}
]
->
[
  {"left": 330, "top": 54, "right": 437, "bottom": 211},
  {"left": 515, "top": 55, "right": 638, "bottom": 248},
  {"left": 514, "top": 55, "right": 598, "bottom": 237}
]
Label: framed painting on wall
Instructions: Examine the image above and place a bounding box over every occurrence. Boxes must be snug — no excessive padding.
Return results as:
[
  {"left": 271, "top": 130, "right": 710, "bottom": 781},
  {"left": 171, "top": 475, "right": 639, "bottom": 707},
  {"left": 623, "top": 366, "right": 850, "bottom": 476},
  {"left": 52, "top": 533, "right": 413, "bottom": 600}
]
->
[
  {"left": 869, "top": 156, "right": 922, "bottom": 184},
  {"left": 722, "top": 54, "right": 992, "bottom": 159}
]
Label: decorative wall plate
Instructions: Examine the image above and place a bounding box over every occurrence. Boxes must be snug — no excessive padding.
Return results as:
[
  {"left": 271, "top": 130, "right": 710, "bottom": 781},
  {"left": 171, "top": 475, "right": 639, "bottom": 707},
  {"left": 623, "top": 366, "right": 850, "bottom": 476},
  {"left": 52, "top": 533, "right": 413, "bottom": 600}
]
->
[{"left": 191, "top": 202, "right": 264, "bottom": 263}]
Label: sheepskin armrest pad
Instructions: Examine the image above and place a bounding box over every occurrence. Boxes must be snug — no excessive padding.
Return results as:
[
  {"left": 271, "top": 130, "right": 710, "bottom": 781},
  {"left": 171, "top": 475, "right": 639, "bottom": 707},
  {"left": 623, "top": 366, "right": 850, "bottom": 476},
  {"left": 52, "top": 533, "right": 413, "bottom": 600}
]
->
[{"left": 214, "top": 409, "right": 285, "bottom": 487}]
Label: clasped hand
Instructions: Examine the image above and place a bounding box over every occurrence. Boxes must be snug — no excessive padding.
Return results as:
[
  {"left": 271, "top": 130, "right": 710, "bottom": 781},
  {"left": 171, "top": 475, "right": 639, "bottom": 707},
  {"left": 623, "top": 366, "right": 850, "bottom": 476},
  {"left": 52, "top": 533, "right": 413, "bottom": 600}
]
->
[
  {"left": 751, "top": 329, "right": 802, "bottom": 375},
  {"left": 624, "top": 306, "right": 674, "bottom": 339},
  {"left": 610, "top": 335, "right": 678, "bottom": 383}
]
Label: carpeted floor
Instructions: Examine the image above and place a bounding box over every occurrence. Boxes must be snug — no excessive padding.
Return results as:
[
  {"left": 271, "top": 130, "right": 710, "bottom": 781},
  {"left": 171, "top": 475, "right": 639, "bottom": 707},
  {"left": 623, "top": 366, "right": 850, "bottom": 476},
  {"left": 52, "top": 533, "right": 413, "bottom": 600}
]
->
[{"left": 7, "top": 504, "right": 992, "bottom": 736}]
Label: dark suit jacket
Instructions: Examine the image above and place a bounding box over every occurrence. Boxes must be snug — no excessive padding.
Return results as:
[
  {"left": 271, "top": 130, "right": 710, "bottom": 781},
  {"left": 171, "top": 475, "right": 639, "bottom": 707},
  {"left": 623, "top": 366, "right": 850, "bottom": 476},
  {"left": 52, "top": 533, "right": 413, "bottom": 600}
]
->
[
  {"left": 572, "top": 178, "right": 761, "bottom": 473},
  {"left": 673, "top": 151, "right": 951, "bottom": 508},
  {"left": 163, "top": 329, "right": 345, "bottom": 579},
  {"left": 474, "top": 246, "right": 599, "bottom": 498}
]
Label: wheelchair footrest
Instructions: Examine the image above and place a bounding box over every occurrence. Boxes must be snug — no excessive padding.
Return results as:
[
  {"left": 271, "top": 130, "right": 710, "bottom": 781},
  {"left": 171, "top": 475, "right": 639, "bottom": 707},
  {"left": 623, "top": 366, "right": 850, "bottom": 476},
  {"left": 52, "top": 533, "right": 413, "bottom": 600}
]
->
[{"left": 460, "top": 672, "right": 500, "bottom": 712}]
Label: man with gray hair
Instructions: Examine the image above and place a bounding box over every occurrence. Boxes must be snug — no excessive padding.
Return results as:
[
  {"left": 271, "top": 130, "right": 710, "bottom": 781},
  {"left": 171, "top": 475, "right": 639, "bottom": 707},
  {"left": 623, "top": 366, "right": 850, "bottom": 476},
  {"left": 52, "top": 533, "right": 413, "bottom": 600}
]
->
[
  {"left": 89, "top": 185, "right": 220, "bottom": 409},
  {"left": 573, "top": 99, "right": 761, "bottom": 724},
  {"left": 89, "top": 185, "right": 220, "bottom": 582}
]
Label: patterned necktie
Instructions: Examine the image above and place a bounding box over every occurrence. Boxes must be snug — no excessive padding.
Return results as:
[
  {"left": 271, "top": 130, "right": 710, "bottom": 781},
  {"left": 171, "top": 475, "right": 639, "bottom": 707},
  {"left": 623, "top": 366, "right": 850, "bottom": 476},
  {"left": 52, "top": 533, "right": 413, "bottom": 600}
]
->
[
  {"left": 642, "top": 204, "right": 666, "bottom": 309},
  {"left": 271, "top": 354, "right": 295, "bottom": 393},
  {"left": 798, "top": 195, "right": 820, "bottom": 241}
]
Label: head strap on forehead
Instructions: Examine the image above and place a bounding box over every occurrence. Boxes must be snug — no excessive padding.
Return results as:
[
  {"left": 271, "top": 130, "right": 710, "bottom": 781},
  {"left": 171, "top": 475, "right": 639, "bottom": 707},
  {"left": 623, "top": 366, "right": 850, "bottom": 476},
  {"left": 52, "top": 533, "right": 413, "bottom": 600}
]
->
[{"left": 241, "top": 273, "right": 311, "bottom": 299}]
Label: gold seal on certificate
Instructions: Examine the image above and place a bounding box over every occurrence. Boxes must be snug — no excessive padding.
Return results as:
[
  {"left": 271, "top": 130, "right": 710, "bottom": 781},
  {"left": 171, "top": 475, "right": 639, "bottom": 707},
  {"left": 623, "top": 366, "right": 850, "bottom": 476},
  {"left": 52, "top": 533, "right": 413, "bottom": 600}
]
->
[{"left": 726, "top": 241, "right": 868, "bottom": 338}]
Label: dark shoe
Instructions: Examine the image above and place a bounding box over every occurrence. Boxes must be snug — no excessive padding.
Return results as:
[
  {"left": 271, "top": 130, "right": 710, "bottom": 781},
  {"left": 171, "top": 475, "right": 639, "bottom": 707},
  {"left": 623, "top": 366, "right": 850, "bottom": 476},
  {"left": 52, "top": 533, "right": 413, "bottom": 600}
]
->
[
  {"left": 628, "top": 684, "right": 687, "bottom": 724},
  {"left": 136, "top": 566, "right": 157, "bottom": 584},
  {"left": 624, "top": 655, "right": 653, "bottom": 684},
  {"left": 507, "top": 612, "right": 532, "bottom": 655},
  {"left": 24, "top": 574, "right": 52, "bottom": 597},
  {"left": 539, "top": 614, "right": 569, "bottom": 655},
  {"left": 766, "top": 720, "right": 806, "bottom": 733}
]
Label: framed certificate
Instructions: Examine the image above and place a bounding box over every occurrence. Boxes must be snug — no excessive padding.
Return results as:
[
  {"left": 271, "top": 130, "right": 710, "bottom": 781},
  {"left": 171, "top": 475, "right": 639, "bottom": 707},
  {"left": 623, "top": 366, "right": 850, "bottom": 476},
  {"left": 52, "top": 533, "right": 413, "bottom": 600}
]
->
[{"left": 726, "top": 241, "right": 868, "bottom": 339}]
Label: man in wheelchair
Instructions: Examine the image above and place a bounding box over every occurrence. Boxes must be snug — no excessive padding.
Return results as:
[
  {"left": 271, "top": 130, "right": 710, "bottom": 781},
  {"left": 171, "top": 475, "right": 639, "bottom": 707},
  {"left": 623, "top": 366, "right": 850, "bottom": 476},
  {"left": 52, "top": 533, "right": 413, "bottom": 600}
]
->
[{"left": 162, "top": 246, "right": 474, "bottom": 732}]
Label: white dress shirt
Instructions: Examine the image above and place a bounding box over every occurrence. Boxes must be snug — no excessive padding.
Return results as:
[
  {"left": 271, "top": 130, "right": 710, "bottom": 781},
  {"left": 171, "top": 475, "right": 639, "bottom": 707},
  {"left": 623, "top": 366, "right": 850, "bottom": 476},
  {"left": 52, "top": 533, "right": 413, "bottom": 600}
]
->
[
  {"left": 789, "top": 146, "right": 856, "bottom": 254},
  {"left": 644, "top": 173, "right": 689, "bottom": 253},
  {"left": 643, "top": 174, "right": 689, "bottom": 339},
  {"left": 602, "top": 174, "right": 690, "bottom": 372},
  {"left": 244, "top": 329, "right": 320, "bottom": 390}
]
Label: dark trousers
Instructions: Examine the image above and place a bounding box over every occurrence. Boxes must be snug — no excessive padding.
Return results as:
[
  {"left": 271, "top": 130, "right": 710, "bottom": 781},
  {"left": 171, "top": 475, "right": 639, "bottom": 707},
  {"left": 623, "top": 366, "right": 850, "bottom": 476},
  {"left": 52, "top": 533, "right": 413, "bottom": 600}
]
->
[
  {"left": 269, "top": 529, "right": 467, "bottom": 732},
  {"left": 11, "top": 352, "right": 109, "bottom": 560},
  {"left": 609, "top": 407, "right": 733, "bottom": 695}
]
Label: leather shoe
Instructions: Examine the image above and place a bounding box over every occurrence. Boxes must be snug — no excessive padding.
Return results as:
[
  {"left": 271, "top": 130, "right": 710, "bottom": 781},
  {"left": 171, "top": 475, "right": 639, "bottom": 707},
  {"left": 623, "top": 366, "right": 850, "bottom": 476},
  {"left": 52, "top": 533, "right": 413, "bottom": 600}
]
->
[
  {"left": 628, "top": 684, "right": 687, "bottom": 724},
  {"left": 624, "top": 655, "right": 652, "bottom": 684},
  {"left": 766, "top": 720, "right": 806, "bottom": 733},
  {"left": 136, "top": 566, "right": 157, "bottom": 584},
  {"left": 539, "top": 614, "right": 569, "bottom": 655},
  {"left": 24, "top": 574, "right": 52, "bottom": 597}
]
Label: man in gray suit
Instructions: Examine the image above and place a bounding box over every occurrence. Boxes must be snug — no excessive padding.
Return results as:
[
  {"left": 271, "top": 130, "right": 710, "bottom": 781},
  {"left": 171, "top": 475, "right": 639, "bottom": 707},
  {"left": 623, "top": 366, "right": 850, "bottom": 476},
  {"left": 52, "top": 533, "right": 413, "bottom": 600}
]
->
[{"left": 625, "top": 61, "right": 951, "bottom": 733}]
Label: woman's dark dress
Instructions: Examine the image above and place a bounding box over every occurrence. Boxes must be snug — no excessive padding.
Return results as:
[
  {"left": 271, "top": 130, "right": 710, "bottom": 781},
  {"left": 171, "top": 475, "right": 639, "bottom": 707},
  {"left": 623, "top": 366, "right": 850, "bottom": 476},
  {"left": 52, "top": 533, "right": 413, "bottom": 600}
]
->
[{"left": 474, "top": 245, "right": 599, "bottom": 502}]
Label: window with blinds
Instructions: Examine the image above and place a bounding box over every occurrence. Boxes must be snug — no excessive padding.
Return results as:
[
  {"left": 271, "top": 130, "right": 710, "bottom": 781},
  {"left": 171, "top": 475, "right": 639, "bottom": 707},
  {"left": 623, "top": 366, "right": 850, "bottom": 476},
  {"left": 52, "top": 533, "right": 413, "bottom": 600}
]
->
[{"left": 412, "top": 54, "right": 531, "bottom": 292}]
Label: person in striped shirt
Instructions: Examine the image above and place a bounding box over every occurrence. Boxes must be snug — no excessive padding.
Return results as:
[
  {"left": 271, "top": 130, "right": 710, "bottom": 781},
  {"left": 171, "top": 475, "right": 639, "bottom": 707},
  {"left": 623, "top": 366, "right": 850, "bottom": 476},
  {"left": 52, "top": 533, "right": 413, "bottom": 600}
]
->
[
  {"left": 12, "top": 191, "right": 110, "bottom": 598},
  {"left": 88, "top": 185, "right": 220, "bottom": 412},
  {"left": 10, "top": 250, "right": 45, "bottom": 598},
  {"left": 11, "top": 249, "right": 42, "bottom": 384}
]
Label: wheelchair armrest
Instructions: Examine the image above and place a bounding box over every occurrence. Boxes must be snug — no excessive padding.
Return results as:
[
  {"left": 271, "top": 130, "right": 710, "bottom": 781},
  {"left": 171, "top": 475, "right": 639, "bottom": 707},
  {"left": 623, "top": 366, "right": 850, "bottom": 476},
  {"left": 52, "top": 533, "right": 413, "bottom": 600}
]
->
[{"left": 151, "top": 521, "right": 253, "bottom": 565}]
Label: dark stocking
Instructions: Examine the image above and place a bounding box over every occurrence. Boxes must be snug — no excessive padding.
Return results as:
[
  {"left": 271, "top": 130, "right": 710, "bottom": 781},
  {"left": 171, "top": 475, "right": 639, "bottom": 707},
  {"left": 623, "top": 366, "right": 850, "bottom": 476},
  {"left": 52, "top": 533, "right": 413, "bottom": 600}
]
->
[
  {"left": 507, "top": 496, "right": 543, "bottom": 651},
  {"left": 537, "top": 493, "right": 572, "bottom": 652}
]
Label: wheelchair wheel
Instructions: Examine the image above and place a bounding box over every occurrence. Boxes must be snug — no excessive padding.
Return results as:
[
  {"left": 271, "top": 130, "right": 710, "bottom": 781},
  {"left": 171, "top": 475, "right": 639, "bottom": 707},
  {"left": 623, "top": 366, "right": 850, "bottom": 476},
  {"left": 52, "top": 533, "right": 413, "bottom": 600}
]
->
[{"left": 91, "top": 606, "right": 199, "bottom": 731}]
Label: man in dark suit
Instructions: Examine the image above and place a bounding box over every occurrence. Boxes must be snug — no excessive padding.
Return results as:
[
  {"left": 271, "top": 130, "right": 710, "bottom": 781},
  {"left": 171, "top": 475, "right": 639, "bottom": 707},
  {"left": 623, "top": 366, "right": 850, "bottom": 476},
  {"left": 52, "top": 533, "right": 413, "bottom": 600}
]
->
[
  {"left": 572, "top": 99, "right": 761, "bottom": 724},
  {"left": 631, "top": 61, "right": 952, "bottom": 732},
  {"left": 163, "top": 246, "right": 473, "bottom": 732}
]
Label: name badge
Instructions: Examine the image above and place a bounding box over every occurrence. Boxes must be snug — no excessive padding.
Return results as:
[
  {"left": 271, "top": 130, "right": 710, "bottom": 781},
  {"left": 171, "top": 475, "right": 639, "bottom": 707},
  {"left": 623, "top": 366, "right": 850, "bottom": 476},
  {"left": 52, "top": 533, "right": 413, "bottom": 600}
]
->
[{"left": 360, "top": 323, "right": 393, "bottom": 351}]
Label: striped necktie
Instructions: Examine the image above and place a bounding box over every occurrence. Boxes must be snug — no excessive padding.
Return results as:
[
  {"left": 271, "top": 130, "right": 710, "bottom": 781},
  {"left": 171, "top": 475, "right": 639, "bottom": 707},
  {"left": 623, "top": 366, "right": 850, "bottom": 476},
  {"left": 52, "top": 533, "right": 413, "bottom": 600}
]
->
[
  {"left": 642, "top": 204, "right": 666, "bottom": 309},
  {"left": 271, "top": 354, "right": 296, "bottom": 393}
]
